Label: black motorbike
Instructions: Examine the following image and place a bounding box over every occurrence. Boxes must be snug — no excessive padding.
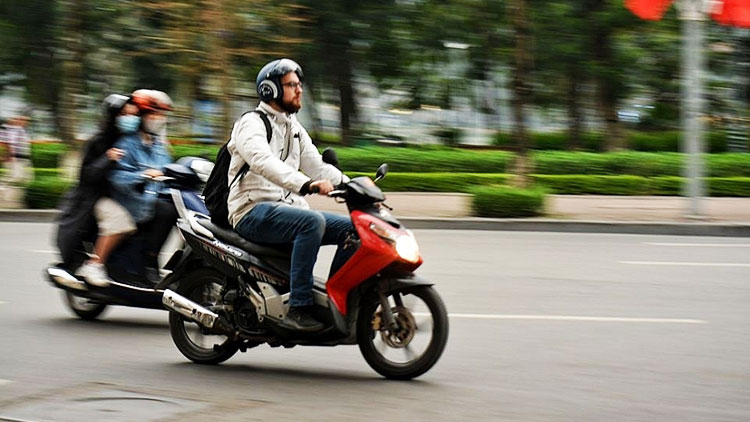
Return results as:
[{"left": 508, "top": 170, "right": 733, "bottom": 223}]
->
[{"left": 45, "top": 157, "right": 214, "bottom": 320}]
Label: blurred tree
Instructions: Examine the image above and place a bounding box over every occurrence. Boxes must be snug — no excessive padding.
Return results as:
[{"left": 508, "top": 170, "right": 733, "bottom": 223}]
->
[
  {"left": 508, "top": 0, "right": 533, "bottom": 187},
  {"left": 586, "top": 0, "right": 640, "bottom": 151},
  {"left": 534, "top": 1, "right": 590, "bottom": 149},
  {"left": 0, "top": 1, "right": 59, "bottom": 129}
]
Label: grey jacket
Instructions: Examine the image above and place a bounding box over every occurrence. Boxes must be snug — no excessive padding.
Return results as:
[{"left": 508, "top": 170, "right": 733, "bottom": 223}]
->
[{"left": 226, "top": 102, "right": 346, "bottom": 227}]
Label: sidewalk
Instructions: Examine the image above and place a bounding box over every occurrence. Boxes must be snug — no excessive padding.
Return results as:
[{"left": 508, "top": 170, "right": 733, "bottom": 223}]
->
[{"left": 1, "top": 190, "right": 749, "bottom": 236}]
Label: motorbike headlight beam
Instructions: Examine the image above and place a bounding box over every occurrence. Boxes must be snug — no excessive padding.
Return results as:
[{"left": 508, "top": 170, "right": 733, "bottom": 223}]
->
[{"left": 369, "top": 223, "right": 420, "bottom": 263}]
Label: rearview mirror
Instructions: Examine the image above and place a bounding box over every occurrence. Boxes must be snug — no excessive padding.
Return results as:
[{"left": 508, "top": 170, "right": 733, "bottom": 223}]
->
[
  {"left": 375, "top": 163, "right": 388, "bottom": 182},
  {"left": 322, "top": 148, "right": 339, "bottom": 168}
]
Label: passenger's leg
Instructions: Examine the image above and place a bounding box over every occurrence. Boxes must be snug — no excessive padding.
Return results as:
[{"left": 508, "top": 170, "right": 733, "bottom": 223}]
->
[
  {"left": 78, "top": 198, "right": 137, "bottom": 286},
  {"left": 144, "top": 199, "right": 178, "bottom": 270}
]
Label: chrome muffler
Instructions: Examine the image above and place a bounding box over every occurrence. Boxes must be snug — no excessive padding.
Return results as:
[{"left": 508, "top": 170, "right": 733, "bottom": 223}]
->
[
  {"left": 46, "top": 267, "right": 87, "bottom": 291},
  {"left": 162, "top": 289, "right": 229, "bottom": 331}
]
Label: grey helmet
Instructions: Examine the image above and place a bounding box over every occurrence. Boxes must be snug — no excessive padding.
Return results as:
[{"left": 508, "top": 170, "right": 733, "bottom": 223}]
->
[{"left": 256, "top": 58, "right": 304, "bottom": 103}]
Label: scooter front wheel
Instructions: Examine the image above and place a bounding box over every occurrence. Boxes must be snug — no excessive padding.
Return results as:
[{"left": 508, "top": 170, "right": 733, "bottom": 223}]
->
[
  {"left": 64, "top": 291, "right": 108, "bottom": 320},
  {"left": 357, "top": 285, "right": 449, "bottom": 380},
  {"left": 168, "top": 268, "right": 239, "bottom": 364}
]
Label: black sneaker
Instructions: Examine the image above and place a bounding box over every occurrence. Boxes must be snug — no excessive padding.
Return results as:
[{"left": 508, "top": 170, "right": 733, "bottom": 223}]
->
[{"left": 283, "top": 307, "right": 324, "bottom": 332}]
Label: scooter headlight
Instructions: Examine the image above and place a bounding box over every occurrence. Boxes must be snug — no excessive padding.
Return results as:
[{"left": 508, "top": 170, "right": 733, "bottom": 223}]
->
[
  {"left": 369, "top": 223, "right": 420, "bottom": 263},
  {"left": 395, "top": 233, "right": 420, "bottom": 263}
]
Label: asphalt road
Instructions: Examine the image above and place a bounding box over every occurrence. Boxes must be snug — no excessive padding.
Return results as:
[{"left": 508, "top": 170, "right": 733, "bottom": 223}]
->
[{"left": 0, "top": 223, "right": 748, "bottom": 421}]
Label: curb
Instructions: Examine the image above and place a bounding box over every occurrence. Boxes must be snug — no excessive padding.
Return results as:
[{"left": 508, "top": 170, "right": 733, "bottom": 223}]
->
[
  {"left": 2, "top": 209, "right": 749, "bottom": 237},
  {"left": 0, "top": 209, "right": 60, "bottom": 223},
  {"left": 395, "top": 217, "right": 750, "bottom": 237}
]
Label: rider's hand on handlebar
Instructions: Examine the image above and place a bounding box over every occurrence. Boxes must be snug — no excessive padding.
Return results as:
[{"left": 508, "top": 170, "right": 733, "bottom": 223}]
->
[
  {"left": 106, "top": 148, "right": 125, "bottom": 161},
  {"left": 143, "top": 168, "right": 164, "bottom": 179},
  {"left": 309, "top": 179, "right": 334, "bottom": 195}
]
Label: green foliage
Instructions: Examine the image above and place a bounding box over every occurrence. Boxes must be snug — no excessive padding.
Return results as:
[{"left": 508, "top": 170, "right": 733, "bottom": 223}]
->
[
  {"left": 707, "top": 177, "right": 750, "bottom": 197},
  {"left": 170, "top": 144, "right": 220, "bottom": 162},
  {"left": 531, "top": 175, "right": 651, "bottom": 195},
  {"left": 347, "top": 172, "right": 512, "bottom": 192},
  {"left": 33, "top": 168, "right": 62, "bottom": 178},
  {"left": 30, "top": 142, "right": 68, "bottom": 168},
  {"left": 493, "top": 131, "right": 729, "bottom": 152},
  {"left": 311, "top": 132, "right": 343, "bottom": 145},
  {"left": 531, "top": 151, "right": 684, "bottom": 176},
  {"left": 706, "top": 154, "right": 750, "bottom": 177},
  {"left": 23, "top": 176, "right": 73, "bottom": 209},
  {"left": 471, "top": 185, "right": 546, "bottom": 218},
  {"left": 335, "top": 146, "right": 514, "bottom": 173}
]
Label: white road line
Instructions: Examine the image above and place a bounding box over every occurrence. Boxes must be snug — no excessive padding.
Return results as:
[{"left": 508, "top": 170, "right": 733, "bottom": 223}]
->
[
  {"left": 645, "top": 242, "right": 750, "bottom": 247},
  {"left": 416, "top": 313, "right": 706, "bottom": 324},
  {"left": 621, "top": 261, "right": 750, "bottom": 267},
  {"left": 28, "top": 249, "right": 56, "bottom": 254},
  {"left": 0, "top": 379, "right": 12, "bottom": 386}
]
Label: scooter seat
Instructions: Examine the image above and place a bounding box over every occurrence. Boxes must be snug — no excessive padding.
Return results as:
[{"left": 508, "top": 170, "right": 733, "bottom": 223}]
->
[{"left": 196, "top": 219, "right": 291, "bottom": 258}]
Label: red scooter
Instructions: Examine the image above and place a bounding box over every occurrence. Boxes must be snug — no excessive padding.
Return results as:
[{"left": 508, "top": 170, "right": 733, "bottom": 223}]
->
[{"left": 162, "top": 153, "right": 448, "bottom": 379}]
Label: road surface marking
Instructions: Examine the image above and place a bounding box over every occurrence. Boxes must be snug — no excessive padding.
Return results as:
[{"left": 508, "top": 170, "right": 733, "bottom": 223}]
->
[
  {"left": 621, "top": 261, "right": 750, "bottom": 267},
  {"left": 645, "top": 243, "right": 750, "bottom": 247},
  {"left": 28, "top": 249, "right": 56, "bottom": 254},
  {"left": 0, "top": 379, "right": 12, "bottom": 386},
  {"left": 416, "top": 313, "right": 706, "bottom": 324}
]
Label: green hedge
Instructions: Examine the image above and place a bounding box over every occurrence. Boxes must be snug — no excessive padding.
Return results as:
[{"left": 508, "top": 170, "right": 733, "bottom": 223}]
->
[
  {"left": 532, "top": 152, "right": 750, "bottom": 177},
  {"left": 471, "top": 186, "right": 546, "bottom": 218},
  {"left": 166, "top": 144, "right": 750, "bottom": 177},
  {"left": 493, "top": 130, "right": 733, "bottom": 153},
  {"left": 171, "top": 144, "right": 220, "bottom": 161},
  {"left": 348, "top": 172, "right": 512, "bottom": 192},
  {"left": 532, "top": 175, "right": 750, "bottom": 196},
  {"left": 336, "top": 146, "right": 514, "bottom": 173},
  {"left": 355, "top": 171, "right": 750, "bottom": 196},
  {"left": 31, "top": 142, "right": 68, "bottom": 168},
  {"left": 24, "top": 177, "right": 73, "bottom": 209}
]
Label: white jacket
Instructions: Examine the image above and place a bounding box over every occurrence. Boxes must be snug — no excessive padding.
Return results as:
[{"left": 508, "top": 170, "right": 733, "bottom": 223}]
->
[{"left": 226, "top": 102, "right": 346, "bottom": 227}]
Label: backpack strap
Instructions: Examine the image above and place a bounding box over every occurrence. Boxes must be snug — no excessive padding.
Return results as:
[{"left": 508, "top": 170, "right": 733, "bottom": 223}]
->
[{"left": 229, "top": 109, "right": 273, "bottom": 187}]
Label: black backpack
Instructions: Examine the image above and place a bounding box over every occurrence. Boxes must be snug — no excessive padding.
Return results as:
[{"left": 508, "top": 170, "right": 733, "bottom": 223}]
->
[{"left": 203, "top": 110, "right": 272, "bottom": 228}]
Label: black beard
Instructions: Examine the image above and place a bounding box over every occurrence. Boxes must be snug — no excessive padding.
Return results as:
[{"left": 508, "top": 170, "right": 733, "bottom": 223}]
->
[{"left": 280, "top": 98, "right": 301, "bottom": 114}]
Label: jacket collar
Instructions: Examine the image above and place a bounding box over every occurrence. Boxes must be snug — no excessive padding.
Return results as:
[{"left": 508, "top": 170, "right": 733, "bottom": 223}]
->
[{"left": 258, "top": 101, "right": 293, "bottom": 126}]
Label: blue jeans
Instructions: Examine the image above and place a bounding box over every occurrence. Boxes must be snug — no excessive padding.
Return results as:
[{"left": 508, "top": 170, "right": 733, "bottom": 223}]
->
[{"left": 234, "top": 203, "right": 354, "bottom": 307}]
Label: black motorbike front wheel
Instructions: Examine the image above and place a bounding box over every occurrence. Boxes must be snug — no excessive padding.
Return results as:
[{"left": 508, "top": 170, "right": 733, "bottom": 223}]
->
[
  {"left": 357, "top": 285, "right": 449, "bottom": 380},
  {"left": 64, "top": 292, "right": 108, "bottom": 320},
  {"left": 168, "top": 268, "right": 239, "bottom": 365}
]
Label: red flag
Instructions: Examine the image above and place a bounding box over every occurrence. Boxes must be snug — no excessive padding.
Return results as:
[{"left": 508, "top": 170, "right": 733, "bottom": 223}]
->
[
  {"left": 625, "top": 0, "right": 674, "bottom": 21},
  {"left": 711, "top": 0, "right": 750, "bottom": 28}
]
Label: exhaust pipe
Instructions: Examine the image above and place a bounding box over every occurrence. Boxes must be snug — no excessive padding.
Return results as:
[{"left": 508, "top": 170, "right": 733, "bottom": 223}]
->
[
  {"left": 47, "top": 267, "right": 87, "bottom": 291},
  {"left": 162, "top": 289, "right": 231, "bottom": 332}
]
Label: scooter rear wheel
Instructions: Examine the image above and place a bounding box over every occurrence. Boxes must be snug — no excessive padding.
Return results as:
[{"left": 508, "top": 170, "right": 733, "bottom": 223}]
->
[
  {"left": 168, "top": 268, "right": 239, "bottom": 364},
  {"left": 64, "top": 292, "right": 108, "bottom": 320},
  {"left": 357, "top": 285, "right": 449, "bottom": 380}
]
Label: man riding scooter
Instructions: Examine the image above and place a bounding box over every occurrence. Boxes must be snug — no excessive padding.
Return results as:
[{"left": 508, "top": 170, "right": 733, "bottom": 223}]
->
[{"left": 227, "top": 58, "right": 350, "bottom": 331}]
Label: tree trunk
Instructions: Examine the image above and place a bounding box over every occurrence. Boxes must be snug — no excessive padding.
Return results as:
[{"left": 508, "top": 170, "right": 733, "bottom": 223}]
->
[
  {"left": 207, "top": 1, "right": 232, "bottom": 140},
  {"left": 589, "top": 0, "right": 623, "bottom": 151},
  {"left": 508, "top": 0, "right": 533, "bottom": 188},
  {"left": 566, "top": 70, "right": 583, "bottom": 150},
  {"left": 337, "top": 49, "right": 357, "bottom": 146},
  {"left": 57, "top": 0, "right": 85, "bottom": 145}
]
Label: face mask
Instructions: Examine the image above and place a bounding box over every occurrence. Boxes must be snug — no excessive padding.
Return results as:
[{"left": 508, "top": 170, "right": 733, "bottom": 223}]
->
[
  {"left": 116, "top": 115, "right": 140, "bottom": 134},
  {"left": 143, "top": 116, "right": 166, "bottom": 135}
]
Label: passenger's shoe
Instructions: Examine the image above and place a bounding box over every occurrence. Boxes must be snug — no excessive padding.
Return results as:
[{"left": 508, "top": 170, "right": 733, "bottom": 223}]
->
[
  {"left": 77, "top": 262, "right": 112, "bottom": 287},
  {"left": 282, "top": 307, "right": 324, "bottom": 332}
]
